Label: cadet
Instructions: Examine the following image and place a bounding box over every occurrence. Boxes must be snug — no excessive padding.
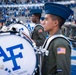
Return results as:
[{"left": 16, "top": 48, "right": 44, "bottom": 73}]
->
[
  {"left": 30, "top": 8, "right": 48, "bottom": 75},
  {"left": 41, "top": 3, "right": 73, "bottom": 75},
  {"left": 30, "top": 8, "right": 47, "bottom": 47}
]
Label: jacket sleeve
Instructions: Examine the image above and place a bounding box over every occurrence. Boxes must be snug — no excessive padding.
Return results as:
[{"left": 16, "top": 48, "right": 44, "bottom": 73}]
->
[
  {"left": 34, "top": 25, "right": 47, "bottom": 46},
  {"left": 52, "top": 38, "right": 71, "bottom": 75}
]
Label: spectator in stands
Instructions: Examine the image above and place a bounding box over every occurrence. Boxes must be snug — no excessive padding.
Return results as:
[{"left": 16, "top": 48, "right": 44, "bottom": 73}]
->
[
  {"left": 4, "top": 0, "right": 8, "bottom": 4},
  {"left": 0, "top": 9, "right": 6, "bottom": 31},
  {"left": 47, "top": 0, "right": 54, "bottom": 2},
  {"left": 25, "top": 0, "right": 30, "bottom": 3},
  {"left": 0, "top": 0, "right": 3, "bottom": 4}
]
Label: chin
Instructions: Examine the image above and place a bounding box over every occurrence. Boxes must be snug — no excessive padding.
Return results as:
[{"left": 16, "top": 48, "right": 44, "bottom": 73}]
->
[{"left": 44, "top": 29, "right": 47, "bottom": 31}]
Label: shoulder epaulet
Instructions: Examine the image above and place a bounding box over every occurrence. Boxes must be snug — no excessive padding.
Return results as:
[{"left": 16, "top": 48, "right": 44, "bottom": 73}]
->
[
  {"left": 34, "top": 24, "right": 44, "bottom": 31},
  {"left": 35, "top": 24, "right": 43, "bottom": 28}
]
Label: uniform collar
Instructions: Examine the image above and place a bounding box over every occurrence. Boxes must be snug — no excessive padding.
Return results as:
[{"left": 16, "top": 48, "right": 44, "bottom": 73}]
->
[
  {"left": 35, "top": 21, "right": 40, "bottom": 25},
  {"left": 49, "top": 30, "right": 62, "bottom": 37},
  {"left": 54, "top": 30, "right": 62, "bottom": 35}
]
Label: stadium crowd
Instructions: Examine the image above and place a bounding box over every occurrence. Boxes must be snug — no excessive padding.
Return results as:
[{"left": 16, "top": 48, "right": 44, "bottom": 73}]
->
[{"left": 0, "top": 0, "right": 72, "bottom": 4}]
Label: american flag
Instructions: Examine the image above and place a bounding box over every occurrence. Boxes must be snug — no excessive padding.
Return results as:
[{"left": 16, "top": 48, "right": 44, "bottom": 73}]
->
[
  {"left": 57, "top": 47, "right": 66, "bottom": 54},
  {"left": 38, "top": 29, "right": 43, "bottom": 32}
]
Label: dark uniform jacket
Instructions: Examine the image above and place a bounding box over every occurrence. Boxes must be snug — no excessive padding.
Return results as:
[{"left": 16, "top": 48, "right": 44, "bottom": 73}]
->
[
  {"left": 31, "top": 24, "right": 48, "bottom": 75},
  {"left": 42, "top": 30, "right": 71, "bottom": 75},
  {"left": 31, "top": 24, "right": 47, "bottom": 47}
]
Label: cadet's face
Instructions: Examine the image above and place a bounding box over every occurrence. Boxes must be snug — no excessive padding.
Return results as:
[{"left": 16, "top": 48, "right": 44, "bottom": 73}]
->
[
  {"left": 42, "top": 14, "right": 55, "bottom": 32},
  {"left": 31, "top": 14, "right": 36, "bottom": 23}
]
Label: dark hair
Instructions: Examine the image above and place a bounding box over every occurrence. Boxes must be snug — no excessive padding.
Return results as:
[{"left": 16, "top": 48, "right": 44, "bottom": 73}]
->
[
  {"left": 33, "top": 13, "right": 41, "bottom": 20},
  {"left": 50, "top": 14, "right": 65, "bottom": 28}
]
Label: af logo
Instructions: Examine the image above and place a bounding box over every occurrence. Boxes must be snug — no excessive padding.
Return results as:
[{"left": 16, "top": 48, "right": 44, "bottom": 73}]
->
[{"left": 0, "top": 44, "right": 23, "bottom": 71}]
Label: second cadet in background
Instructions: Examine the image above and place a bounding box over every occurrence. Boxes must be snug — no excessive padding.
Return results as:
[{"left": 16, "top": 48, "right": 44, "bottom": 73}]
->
[
  {"left": 30, "top": 8, "right": 47, "bottom": 47},
  {"left": 30, "top": 8, "right": 48, "bottom": 75}
]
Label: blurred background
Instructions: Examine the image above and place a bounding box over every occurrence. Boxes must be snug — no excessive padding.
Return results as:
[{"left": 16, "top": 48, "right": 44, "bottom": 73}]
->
[{"left": 0, "top": 0, "right": 76, "bottom": 23}]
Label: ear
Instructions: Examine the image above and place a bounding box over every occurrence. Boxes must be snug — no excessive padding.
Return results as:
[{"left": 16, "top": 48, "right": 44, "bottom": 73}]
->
[{"left": 54, "top": 20, "right": 58, "bottom": 27}]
